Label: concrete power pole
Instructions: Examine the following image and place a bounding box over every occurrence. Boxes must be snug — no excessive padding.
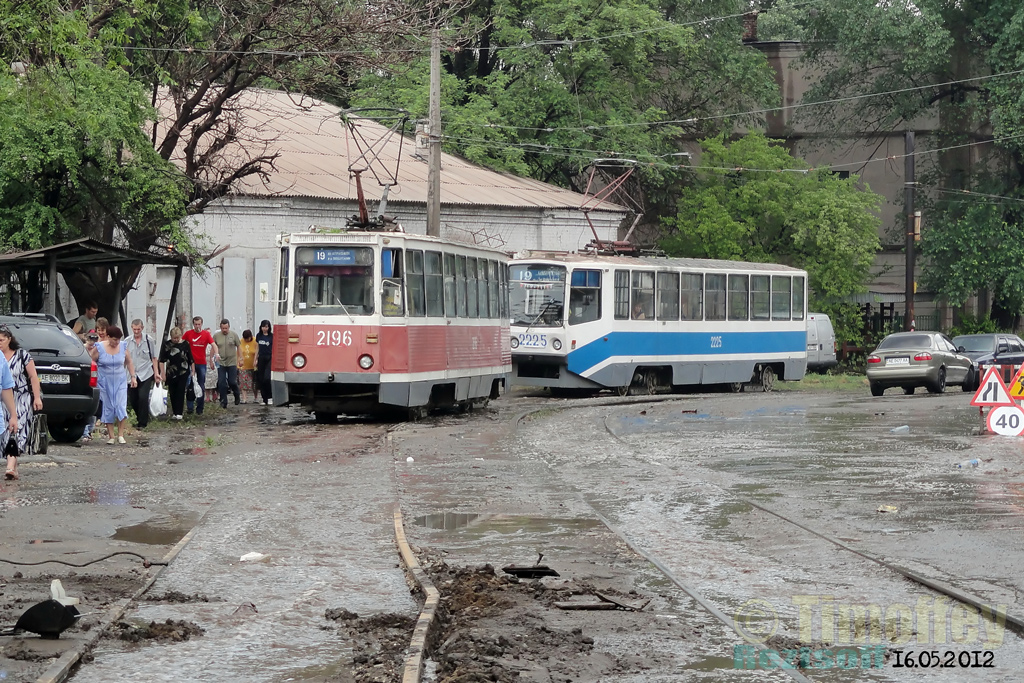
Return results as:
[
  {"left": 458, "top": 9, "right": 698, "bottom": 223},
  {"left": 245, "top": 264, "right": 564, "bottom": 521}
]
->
[
  {"left": 904, "top": 131, "right": 916, "bottom": 331},
  {"left": 426, "top": 28, "right": 441, "bottom": 237}
]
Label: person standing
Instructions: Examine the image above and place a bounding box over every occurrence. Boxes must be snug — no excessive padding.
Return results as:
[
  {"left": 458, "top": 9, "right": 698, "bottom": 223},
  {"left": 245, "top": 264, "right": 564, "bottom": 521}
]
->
[
  {"left": 87, "top": 325, "right": 136, "bottom": 445},
  {"left": 255, "top": 320, "right": 273, "bottom": 405},
  {"left": 182, "top": 317, "right": 214, "bottom": 415},
  {"left": 72, "top": 302, "right": 99, "bottom": 342},
  {"left": 238, "top": 329, "right": 257, "bottom": 404},
  {"left": 1, "top": 328, "right": 39, "bottom": 480},
  {"left": 158, "top": 327, "right": 193, "bottom": 420},
  {"left": 126, "top": 320, "right": 161, "bottom": 429},
  {"left": 213, "top": 319, "right": 241, "bottom": 408}
]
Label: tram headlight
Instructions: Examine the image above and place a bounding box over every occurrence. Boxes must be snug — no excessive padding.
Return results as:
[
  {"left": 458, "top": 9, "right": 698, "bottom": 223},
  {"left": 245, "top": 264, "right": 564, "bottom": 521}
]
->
[
  {"left": 358, "top": 354, "right": 374, "bottom": 369},
  {"left": 510, "top": 337, "right": 519, "bottom": 349},
  {"left": 552, "top": 339, "right": 562, "bottom": 351},
  {"left": 291, "top": 353, "right": 307, "bottom": 369}
]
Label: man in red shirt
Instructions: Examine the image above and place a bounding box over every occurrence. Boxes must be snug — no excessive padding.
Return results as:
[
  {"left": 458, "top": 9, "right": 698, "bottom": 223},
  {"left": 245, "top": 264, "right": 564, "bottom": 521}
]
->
[{"left": 182, "top": 316, "right": 214, "bottom": 414}]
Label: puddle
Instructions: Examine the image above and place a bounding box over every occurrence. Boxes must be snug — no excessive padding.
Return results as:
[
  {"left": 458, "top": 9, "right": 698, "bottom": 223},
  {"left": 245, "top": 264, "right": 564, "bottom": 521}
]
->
[
  {"left": 112, "top": 514, "right": 197, "bottom": 545},
  {"left": 413, "top": 513, "right": 601, "bottom": 537},
  {"left": 679, "top": 654, "right": 736, "bottom": 671},
  {"left": 414, "top": 512, "right": 479, "bottom": 530}
]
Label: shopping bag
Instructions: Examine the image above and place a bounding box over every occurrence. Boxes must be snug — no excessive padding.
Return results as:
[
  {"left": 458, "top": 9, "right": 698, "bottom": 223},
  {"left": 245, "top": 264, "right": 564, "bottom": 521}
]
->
[{"left": 149, "top": 383, "right": 168, "bottom": 417}]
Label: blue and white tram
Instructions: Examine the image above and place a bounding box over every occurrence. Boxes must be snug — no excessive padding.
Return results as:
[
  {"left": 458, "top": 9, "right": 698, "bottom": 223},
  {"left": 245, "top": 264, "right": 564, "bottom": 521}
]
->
[{"left": 509, "top": 252, "right": 808, "bottom": 394}]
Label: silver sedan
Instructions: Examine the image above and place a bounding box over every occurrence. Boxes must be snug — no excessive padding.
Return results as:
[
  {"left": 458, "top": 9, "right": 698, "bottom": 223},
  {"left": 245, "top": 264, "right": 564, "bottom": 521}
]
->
[{"left": 866, "top": 332, "right": 975, "bottom": 396}]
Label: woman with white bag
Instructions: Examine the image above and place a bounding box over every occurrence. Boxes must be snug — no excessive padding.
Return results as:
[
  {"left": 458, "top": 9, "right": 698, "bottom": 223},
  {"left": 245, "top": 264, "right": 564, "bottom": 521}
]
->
[{"left": 158, "top": 327, "right": 193, "bottom": 420}]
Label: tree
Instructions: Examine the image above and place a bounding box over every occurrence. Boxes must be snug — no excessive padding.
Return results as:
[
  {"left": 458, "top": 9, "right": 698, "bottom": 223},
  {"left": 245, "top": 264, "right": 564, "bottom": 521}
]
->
[
  {"left": 346, "top": 0, "right": 780, "bottom": 218},
  {"left": 659, "top": 132, "right": 883, "bottom": 341},
  {"left": 792, "top": 0, "right": 1024, "bottom": 324},
  {"left": 0, "top": 0, "right": 435, "bottom": 318}
]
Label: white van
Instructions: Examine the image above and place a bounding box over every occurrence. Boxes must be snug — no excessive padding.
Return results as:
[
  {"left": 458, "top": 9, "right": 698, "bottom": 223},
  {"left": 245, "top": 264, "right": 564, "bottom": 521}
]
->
[{"left": 807, "top": 313, "right": 837, "bottom": 372}]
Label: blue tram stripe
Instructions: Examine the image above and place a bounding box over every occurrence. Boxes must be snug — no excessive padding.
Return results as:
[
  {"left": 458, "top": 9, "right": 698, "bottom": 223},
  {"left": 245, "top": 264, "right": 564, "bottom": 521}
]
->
[{"left": 566, "top": 330, "right": 807, "bottom": 375}]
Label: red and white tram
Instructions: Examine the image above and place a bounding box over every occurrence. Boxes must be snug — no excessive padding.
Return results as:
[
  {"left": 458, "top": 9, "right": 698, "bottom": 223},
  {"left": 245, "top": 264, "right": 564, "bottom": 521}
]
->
[{"left": 270, "top": 229, "right": 511, "bottom": 420}]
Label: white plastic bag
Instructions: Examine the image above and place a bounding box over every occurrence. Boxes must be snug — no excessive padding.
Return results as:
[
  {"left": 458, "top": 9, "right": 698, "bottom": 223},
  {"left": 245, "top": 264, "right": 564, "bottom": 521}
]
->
[{"left": 149, "top": 383, "right": 168, "bottom": 417}]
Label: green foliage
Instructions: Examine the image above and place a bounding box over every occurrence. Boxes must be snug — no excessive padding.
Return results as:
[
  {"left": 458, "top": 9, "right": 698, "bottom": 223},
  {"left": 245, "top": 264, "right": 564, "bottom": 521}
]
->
[
  {"left": 948, "top": 313, "right": 1002, "bottom": 338},
  {"left": 659, "top": 133, "right": 882, "bottom": 342}
]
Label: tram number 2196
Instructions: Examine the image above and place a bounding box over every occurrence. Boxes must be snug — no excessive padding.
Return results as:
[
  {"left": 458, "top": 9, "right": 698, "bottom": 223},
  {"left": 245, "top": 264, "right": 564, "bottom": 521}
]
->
[
  {"left": 317, "top": 329, "right": 352, "bottom": 347},
  {"left": 710, "top": 336, "right": 723, "bottom": 348}
]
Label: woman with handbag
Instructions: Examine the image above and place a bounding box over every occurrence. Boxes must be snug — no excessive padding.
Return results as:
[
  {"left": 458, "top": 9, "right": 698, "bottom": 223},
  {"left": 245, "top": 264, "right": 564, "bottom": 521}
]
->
[
  {"left": 158, "top": 327, "right": 193, "bottom": 420},
  {"left": 1, "top": 327, "right": 39, "bottom": 479}
]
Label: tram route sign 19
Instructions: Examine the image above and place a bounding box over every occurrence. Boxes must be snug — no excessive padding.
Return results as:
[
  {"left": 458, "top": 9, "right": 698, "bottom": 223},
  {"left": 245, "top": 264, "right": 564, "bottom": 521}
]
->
[
  {"left": 988, "top": 405, "right": 1024, "bottom": 436},
  {"left": 971, "top": 366, "right": 1015, "bottom": 407},
  {"left": 313, "top": 249, "right": 356, "bottom": 265}
]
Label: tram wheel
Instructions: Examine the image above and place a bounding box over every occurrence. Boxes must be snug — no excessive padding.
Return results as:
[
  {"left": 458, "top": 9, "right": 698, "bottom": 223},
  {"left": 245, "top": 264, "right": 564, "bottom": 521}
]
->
[
  {"left": 407, "top": 406, "right": 429, "bottom": 421},
  {"left": 760, "top": 366, "right": 776, "bottom": 392},
  {"left": 314, "top": 411, "right": 337, "bottom": 424},
  {"left": 643, "top": 371, "right": 658, "bottom": 395},
  {"left": 728, "top": 382, "right": 744, "bottom": 393},
  {"left": 616, "top": 384, "right": 630, "bottom": 397}
]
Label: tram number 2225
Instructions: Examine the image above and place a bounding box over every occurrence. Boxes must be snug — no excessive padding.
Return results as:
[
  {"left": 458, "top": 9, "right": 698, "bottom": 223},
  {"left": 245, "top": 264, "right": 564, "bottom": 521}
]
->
[{"left": 317, "top": 329, "right": 352, "bottom": 347}]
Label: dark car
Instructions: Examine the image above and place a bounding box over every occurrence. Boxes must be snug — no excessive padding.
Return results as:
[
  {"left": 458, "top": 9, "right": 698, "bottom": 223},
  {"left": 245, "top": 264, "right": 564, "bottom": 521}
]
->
[
  {"left": 0, "top": 314, "right": 99, "bottom": 444},
  {"left": 951, "top": 334, "right": 1024, "bottom": 389}
]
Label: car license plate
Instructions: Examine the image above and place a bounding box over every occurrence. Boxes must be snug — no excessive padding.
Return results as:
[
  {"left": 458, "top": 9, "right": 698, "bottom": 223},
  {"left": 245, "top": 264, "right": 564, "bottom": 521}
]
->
[
  {"left": 886, "top": 357, "right": 910, "bottom": 365},
  {"left": 39, "top": 374, "right": 70, "bottom": 384}
]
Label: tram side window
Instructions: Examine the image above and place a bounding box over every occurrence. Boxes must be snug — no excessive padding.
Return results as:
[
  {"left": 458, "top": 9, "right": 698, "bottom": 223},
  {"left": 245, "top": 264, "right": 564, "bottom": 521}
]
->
[
  {"left": 293, "top": 246, "right": 374, "bottom": 315},
  {"left": 631, "top": 271, "right": 655, "bottom": 320},
  {"left": 751, "top": 275, "right": 770, "bottom": 320},
  {"left": 467, "top": 258, "right": 479, "bottom": 317},
  {"left": 792, "top": 276, "right": 806, "bottom": 321},
  {"left": 425, "top": 251, "right": 444, "bottom": 316},
  {"left": 406, "top": 250, "right": 426, "bottom": 317},
  {"left": 277, "top": 247, "right": 290, "bottom": 317},
  {"left": 478, "top": 259, "right": 490, "bottom": 317},
  {"left": 500, "top": 265, "right": 509, "bottom": 319},
  {"left": 456, "top": 256, "right": 468, "bottom": 316},
  {"left": 569, "top": 270, "right": 601, "bottom": 325},
  {"left": 487, "top": 261, "right": 499, "bottom": 319},
  {"left": 705, "top": 273, "right": 726, "bottom": 321},
  {"left": 614, "top": 270, "right": 630, "bottom": 320},
  {"left": 772, "top": 275, "right": 792, "bottom": 320},
  {"left": 657, "top": 272, "right": 680, "bottom": 321},
  {"left": 681, "top": 273, "right": 703, "bottom": 320},
  {"left": 728, "top": 274, "right": 749, "bottom": 321},
  {"left": 382, "top": 248, "right": 405, "bottom": 317},
  {"left": 443, "top": 254, "right": 457, "bottom": 317}
]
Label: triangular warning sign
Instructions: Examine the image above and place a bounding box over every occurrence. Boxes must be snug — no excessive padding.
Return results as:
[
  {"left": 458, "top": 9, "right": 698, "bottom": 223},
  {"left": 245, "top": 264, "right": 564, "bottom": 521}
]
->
[
  {"left": 1009, "top": 366, "right": 1024, "bottom": 400},
  {"left": 971, "top": 366, "right": 1015, "bottom": 407}
]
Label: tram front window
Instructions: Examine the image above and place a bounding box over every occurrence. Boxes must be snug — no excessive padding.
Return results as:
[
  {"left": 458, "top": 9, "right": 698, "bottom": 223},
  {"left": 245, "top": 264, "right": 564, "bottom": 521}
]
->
[
  {"left": 509, "top": 264, "right": 566, "bottom": 327},
  {"left": 294, "top": 246, "right": 375, "bottom": 315}
]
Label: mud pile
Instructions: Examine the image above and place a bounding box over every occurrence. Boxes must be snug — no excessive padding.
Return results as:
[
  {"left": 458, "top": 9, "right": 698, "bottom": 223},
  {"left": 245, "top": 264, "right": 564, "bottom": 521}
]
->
[{"left": 324, "top": 608, "right": 416, "bottom": 683}]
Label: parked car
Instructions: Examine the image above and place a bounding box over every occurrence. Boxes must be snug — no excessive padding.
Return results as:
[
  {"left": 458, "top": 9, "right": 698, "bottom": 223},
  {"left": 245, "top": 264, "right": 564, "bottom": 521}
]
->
[
  {"left": 951, "top": 333, "right": 1024, "bottom": 388},
  {"left": 806, "top": 313, "right": 837, "bottom": 372},
  {"left": 866, "top": 331, "right": 975, "bottom": 396},
  {"left": 0, "top": 314, "right": 99, "bottom": 444}
]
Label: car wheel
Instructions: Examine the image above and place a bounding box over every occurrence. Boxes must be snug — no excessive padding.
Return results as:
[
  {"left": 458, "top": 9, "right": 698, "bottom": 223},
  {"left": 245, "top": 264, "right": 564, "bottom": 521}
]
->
[
  {"left": 49, "top": 421, "right": 87, "bottom": 443},
  {"left": 870, "top": 382, "right": 884, "bottom": 397},
  {"left": 903, "top": 386, "right": 915, "bottom": 395},
  {"left": 928, "top": 367, "right": 947, "bottom": 394},
  {"left": 961, "top": 367, "right": 977, "bottom": 392}
]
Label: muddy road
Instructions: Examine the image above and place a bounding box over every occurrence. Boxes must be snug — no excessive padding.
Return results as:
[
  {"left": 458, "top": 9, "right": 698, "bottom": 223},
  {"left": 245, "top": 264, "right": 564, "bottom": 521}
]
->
[{"left": 0, "top": 388, "right": 1021, "bottom": 681}]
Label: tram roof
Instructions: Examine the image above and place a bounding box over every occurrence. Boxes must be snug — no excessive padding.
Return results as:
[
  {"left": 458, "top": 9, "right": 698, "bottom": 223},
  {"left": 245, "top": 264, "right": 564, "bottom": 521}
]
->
[
  {"left": 156, "top": 89, "right": 627, "bottom": 214},
  {"left": 513, "top": 251, "right": 806, "bottom": 273}
]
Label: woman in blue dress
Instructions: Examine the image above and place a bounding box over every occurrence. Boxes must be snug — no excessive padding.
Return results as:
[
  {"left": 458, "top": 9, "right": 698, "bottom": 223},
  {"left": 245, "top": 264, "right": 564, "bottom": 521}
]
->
[{"left": 87, "top": 325, "right": 136, "bottom": 445}]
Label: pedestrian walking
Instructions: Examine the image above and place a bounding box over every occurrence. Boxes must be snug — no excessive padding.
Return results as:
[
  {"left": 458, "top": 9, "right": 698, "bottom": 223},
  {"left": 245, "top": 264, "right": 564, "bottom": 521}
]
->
[
  {"left": 125, "top": 320, "right": 161, "bottom": 429},
  {"left": 71, "top": 302, "right": 99, "bottom": 342},
  {"left": 182, "top": 317, "right": 214, "bottom": 415},
  {"left": 158, "top": 327, "right": 193, "bottom": 420},
  {"left": 82, "top": 319, "right": 109, "bottom": 442},
  {"left": 1, "top": 327, "right": 40, "bottom": 479},
  {"left": 213, "top": 319, "right": 241, "bottom": 408},
  {"left": 239, "top": 329, "right": 257, "bottom": 403},
  {"left": 255, "top": 320, "right": 273, "bottom": 404},
  {"left": 87, "top": 325, "right": 136, "bottom": 445}
]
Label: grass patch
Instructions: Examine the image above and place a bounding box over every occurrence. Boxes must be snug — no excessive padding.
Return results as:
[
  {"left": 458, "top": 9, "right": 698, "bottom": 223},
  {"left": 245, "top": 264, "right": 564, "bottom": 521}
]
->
[{"left": 778, "top": 372, "right": 867, "bottom": 392}]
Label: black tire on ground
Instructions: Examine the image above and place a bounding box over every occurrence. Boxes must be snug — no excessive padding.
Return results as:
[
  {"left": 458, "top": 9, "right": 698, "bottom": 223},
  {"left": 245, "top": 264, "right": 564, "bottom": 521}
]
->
[
  {"left": 928, "top": 367, "right": 947, "bottom": 394},
  {"left": 870, "top": 382, "right": 884, "bottom": 397},
  {"left": 48, "top": 421, "right": 87, "bottom": 444},
  {"left": 32, "top": 415, "right": 49, "bottom": 455},
  {"left": 961, "top": 367, "right": 976, "bottom": 392},
  {"left": 903, "top": 386, "right": 915, "bottom": 395}
]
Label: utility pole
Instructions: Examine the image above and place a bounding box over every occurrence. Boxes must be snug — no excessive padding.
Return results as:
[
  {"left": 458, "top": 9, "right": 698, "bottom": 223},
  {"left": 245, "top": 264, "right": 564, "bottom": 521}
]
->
[
  {"left": 426, "top": 28, "right": 441, "bottom": 237},
  {"left": 904, "top": 131, "right": 916, "bottom": 331}
]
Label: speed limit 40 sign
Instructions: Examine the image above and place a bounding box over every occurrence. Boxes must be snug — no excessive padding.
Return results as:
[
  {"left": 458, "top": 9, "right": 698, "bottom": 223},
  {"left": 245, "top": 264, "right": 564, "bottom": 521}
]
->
[{"left": 988, "top": 405, "right": 1024, "bottom": 436}]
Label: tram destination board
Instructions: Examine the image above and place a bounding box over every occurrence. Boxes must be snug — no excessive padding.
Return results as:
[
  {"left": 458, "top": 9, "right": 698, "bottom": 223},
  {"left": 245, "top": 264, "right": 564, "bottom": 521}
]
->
[{"left": 313, "top": 248, "right": 357, "bottom": 265}]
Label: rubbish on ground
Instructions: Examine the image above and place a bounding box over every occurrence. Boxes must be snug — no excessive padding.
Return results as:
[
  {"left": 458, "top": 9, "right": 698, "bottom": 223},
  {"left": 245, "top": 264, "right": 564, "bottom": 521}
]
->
[
  {"left": 890, "top": 425, "right": 910, "bottom": 434},
  {"left": 232, "top": 602, "right": 258, "bottom": 615},
  {"left": 555, "top": 600, "right": 617, "bottom": 610},
  {"left": 877, "top": 505, "right": 899, "bottom": 513},
  {"left": 50, "top": 579, "right": 79, "bottom": 606},
  {"left": 239, "top": 552, "right": 267, "bottom": 562},
  {"left": 502, "top": 564, "right": 559, "bottom": 579},
  {"left": 406, "top": 456, "right": 414, "bottom": 463},
  {"left": 682, "top": 409, "right": 697, "bottom": 414},
  {"left": 0, "top": 599, "right": 80, "bottom": 639},
  {"left": 955, "top": 459, "right": 980, "bottom": 469}
]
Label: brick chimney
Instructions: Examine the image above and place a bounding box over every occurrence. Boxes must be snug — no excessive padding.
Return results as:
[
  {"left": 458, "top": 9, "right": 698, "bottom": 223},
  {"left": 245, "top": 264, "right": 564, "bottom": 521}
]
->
[{"left": 742, "top": 11, "right": 759, "bottom": 42}]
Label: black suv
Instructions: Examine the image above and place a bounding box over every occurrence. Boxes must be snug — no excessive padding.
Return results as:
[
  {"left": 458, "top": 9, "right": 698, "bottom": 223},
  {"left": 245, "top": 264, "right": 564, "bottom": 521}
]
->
[{"left": 0, "top": 314, "right": 99, "bottom": 443}]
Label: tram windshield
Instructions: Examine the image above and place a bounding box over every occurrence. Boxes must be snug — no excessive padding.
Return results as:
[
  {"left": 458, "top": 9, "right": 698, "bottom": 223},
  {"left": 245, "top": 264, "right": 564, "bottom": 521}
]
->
[
  {"left": 293, "top": 246, "right": 375, "bottom": 315},
  {"left": 509, "top": 264, "right": 565, "bottom": 327}
]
